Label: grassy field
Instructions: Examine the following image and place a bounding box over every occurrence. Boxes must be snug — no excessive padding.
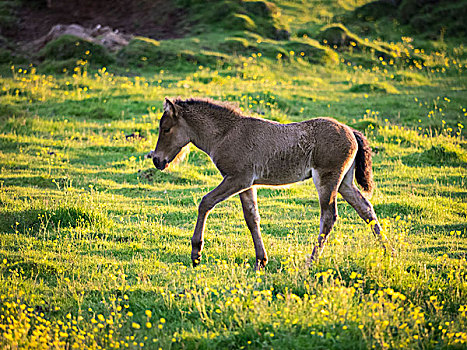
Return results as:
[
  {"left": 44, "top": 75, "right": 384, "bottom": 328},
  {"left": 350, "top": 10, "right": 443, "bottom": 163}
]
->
[{"left": 1, "top": 1, "right": 467, "bottom": 349}]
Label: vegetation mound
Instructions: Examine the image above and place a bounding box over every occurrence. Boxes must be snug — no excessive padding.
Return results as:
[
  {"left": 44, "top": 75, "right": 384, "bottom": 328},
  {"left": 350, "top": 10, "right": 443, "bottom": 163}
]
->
[
  {"left": 0, "top": 48, "right": 13, "bottom": 64},
  {"left": 181, "top": 0, "right": 289, "bottom": 40},
  {"left": 391, "top": 71, "right": 430, "bottom": 86},
  {"left": 117, "top": 36, "right": 227, "bottom": 70},
  {"left": 316, "top": 23, "right": 357, "bottom": 48},
  {"left": 37, "top": 35, "right": 115, "bottom": 66},
  {"left": 223, "top": 35, "right": 338, "bottom": 63},
  {"left": 352, "top": 0, "right": 467, "bottom": 39},
  {"left": 283, "top": 39, "right": 338, "bottom": 65},
  {"left": 316, "top": 23, "right": 402, "bottom": 62},
  {"left": 351, "top": 117, "right": 380, "bottom": 132}
]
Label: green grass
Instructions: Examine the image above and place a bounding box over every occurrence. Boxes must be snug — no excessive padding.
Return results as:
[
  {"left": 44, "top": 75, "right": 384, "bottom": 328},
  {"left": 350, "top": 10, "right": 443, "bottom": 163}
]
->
[{"left": 1, "top": 1, "right": 467, "bottom": 349}]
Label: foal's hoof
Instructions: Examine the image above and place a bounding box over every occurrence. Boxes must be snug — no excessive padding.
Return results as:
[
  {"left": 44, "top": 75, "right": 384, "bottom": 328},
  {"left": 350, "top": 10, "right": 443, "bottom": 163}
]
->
[
  {"left": 306, "top": 250, "right": 322, "bottom": 268},
  {"left": 191, "top": 250, "right": 202, "bottom": 267},
  {"left": 255, "top": 258, "right": 268, "bottom": 271},
  {"left": 305, "top": 256, "right": 316, "bottom": 269},
  {"left": 192, "top": 258, "right": 200, "bottom": 267},
  {"left": 382, "top": 245, "right": 396, "bottom": 258}
]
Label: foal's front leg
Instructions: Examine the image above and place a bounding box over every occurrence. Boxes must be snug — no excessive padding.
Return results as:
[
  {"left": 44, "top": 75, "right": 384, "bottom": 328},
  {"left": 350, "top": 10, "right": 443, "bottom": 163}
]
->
[{"left": 191, "top": 176, "right": 251, "bottom": 267}]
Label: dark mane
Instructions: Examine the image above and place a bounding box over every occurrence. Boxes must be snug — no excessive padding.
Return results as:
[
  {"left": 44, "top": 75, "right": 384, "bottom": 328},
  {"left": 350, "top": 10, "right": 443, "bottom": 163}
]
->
[{"left": 174, "top": 97, "right": 245, "bottom": 118}]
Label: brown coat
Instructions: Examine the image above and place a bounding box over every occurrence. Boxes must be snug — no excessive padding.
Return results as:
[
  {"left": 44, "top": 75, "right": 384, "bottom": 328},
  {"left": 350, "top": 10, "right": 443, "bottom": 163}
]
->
[{"left": 153, "top": 98, "right": 391, "bottom": 269}]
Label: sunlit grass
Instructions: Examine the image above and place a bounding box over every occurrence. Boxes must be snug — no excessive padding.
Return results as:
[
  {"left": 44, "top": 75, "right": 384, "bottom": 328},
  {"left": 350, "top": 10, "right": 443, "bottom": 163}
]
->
[{"left": 0, "top": 2, "right": 466, "bottom": 348}]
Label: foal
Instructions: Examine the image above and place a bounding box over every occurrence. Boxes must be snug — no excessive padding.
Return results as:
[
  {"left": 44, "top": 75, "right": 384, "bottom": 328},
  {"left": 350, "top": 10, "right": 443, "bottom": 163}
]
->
[{"left": 153, "top": 97, "right": 388, "bottom": 269}]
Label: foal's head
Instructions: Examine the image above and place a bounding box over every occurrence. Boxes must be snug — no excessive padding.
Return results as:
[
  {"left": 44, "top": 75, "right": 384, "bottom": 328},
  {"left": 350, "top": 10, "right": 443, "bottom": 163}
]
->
[{"left": 153, "top": 98, "right": 190, "bottom": 170}]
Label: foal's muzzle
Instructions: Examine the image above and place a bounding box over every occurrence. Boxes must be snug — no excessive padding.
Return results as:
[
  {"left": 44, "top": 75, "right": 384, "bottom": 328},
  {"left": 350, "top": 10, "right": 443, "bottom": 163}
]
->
[{"left": 153, "top": 157, "right": 168, "bottom": 170}]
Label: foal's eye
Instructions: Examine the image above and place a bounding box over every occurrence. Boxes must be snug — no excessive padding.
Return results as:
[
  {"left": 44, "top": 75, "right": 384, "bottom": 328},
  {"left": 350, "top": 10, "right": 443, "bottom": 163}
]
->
[{"left": 162, "top": 128, "right": 171, "bottom": 134}]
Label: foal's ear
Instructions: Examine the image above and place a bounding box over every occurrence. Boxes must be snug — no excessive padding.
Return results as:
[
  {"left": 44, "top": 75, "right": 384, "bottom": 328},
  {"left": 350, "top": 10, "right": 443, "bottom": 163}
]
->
[{"left": 163, "top": 98, "right": 178, "bottom": 118}]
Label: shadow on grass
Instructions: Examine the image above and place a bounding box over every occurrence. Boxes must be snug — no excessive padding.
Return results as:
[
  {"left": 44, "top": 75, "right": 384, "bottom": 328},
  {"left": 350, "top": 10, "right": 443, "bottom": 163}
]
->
[
  {"left": 0, "top": 175, "right": 57, "bottom": 189},
  {"left": 374, "top": 201, "right": 424, "bottom": 217},
  {"left": 0, "top": 137, "right": 33, "bottom": 152},
  {"left": 68, "top": 146, "right": 139, "bottom": 167},
  {"left": 0, "top": 254, "right": 59, "bottom": 288},
  {"left": 437, "top": 190, "right": 467, "bottom": 200},
  {"left": 79, "top": 243, "right": 191, "bottom": 267},
  {"left": 33, "top": 97, "right": 153, "bottom": 120},
  {"left": 402, "top": 145, "right": 467, "bottom": 168},
  {"left": 418, "top": 245, "right": 467, "bottom": 259},
  {"left": 136, "top": 168, "right": 204, "bottom": 185},
  {"left": 74, "top": 168, "right": 204, "bottom": 189},
  {"left": 0, "top": 206, "right": 109, "bottom": 234},
  {"left": 420, "top": 223, "right": 467, "bottom": 236}
]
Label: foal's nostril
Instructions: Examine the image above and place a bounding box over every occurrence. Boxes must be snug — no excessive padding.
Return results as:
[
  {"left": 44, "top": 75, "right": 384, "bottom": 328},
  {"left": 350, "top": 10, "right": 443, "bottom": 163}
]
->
[
  {"left": 153, "top": 157, "right": 161, "bottom": 169},
  {"left": 153, "top": 157, "right": 167, "bottom": 170}
]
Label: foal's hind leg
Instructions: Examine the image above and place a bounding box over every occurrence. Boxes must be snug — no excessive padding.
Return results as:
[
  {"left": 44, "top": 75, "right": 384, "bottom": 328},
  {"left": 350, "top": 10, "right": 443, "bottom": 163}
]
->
[
  {"left": 338, "top": 165, "right": 393, "bottom": 254},
  {"left": 239, "top": 187, "right": 268, "bottom": 270},
  {"left": 308, "top": 169, "right": 341, "bottom": 264}
]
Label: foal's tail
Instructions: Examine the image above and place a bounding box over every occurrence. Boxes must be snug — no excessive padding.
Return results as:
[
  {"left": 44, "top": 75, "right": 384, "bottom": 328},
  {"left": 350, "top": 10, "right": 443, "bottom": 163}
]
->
[{"left": 353, "top": 130, "right": 374, "bottom": 196}]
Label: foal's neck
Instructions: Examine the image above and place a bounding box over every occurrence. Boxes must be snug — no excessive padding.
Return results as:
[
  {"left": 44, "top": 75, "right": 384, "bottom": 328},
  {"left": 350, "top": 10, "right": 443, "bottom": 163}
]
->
[{"left": 183, "top": 103, "right": 243, "bottom": 155}]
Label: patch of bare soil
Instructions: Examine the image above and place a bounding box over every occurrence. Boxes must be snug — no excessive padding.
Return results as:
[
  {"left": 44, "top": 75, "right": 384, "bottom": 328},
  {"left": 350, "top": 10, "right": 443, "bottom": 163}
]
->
[{"left": 9, "top": 0, "right": 187, "bottom": 43}]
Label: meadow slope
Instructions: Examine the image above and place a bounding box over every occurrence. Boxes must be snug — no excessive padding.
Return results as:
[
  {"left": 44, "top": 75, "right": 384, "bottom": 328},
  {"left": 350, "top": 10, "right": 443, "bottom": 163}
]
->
[{"left": 0, "top": 0, "right": 466, "bottom": 349}]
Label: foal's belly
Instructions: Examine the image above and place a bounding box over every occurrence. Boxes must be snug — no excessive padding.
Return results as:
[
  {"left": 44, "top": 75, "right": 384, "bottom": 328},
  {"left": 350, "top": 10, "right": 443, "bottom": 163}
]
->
[{"left": 252, "top": 163, "right": 313, "bottom": 186}]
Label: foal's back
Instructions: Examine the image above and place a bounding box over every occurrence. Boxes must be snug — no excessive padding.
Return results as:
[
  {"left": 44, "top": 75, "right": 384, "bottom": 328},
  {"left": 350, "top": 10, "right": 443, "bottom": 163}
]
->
[{"left": 211, "top": 116, "right": 358, "bottom": 186}]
